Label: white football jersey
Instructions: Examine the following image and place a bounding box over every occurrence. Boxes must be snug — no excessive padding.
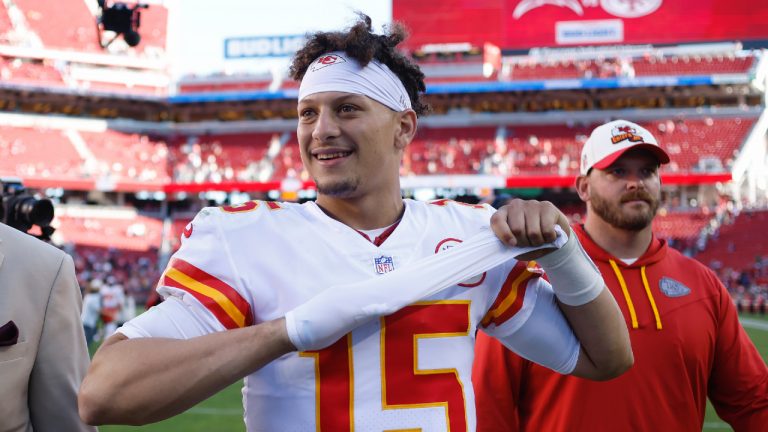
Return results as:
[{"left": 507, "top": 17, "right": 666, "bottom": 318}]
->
[{"left": 120, "top": 199, "right": 574, "bottom": 431}]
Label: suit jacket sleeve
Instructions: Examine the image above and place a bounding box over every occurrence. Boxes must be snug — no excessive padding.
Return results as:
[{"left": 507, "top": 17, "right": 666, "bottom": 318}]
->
[
  {"left": 707, "top": 270, "right": 768, "bottom": 432},
  {"left": 28, "top": 253, "right": 96, "bottom": 431}
]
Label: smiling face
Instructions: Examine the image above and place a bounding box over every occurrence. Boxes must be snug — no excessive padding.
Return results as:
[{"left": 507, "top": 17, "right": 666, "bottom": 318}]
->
[
  {"left": 296, "top": 91, "right": 414, "bottom": 201},
  {"left": 577, "top": 148, "right": 662, "bottom": 231}
]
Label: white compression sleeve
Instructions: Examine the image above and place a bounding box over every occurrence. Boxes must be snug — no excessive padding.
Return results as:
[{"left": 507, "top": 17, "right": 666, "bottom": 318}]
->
[
  {"left": 285, "top": 226, "right": 568, "bottom": 352},
  {"left": 488, "top": 282, "right": 580, "bottom": 374},
  {"left": 117, "top": 297, "right": 215, "bottom": 340},
  {"left": 535, "top": 228, "right": 605, "bottom": 306}
]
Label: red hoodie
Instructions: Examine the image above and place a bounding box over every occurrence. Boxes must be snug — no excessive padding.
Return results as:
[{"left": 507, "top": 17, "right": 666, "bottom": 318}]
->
[{"left": 473, "top": 224, "right": 768, "bottom": 432}]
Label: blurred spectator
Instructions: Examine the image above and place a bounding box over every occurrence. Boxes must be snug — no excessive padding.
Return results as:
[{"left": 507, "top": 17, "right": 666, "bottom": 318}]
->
[{"left": 81, "top": 280, "right": 102, "bottom": 347}]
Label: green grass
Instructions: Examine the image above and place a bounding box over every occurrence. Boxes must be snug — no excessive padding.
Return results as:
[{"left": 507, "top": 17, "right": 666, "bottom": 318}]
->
[
  {"left": 99, "top": 383, "right": 244, "bottom": 432},
  {"left": 91, "top": 313, "right": 768, "bottom": 431},
  {"left": 703, "top": 312, "right": 768, "bottom": 431}
]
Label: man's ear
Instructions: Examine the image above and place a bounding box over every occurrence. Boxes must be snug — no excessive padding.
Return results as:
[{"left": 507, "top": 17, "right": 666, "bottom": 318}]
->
[
  {"left": 575, "top": 174, "right": 590, "bottom": 202},
  {"left": 394, "top": 109, "right": 417, "bottom": 150}
]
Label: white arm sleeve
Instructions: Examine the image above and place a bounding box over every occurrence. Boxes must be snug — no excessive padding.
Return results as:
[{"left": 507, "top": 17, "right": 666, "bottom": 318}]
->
[
  {"left": 285, "top": 227, "right": 568, "bottom": 352},
  {"left": 117, "top": 296, "right": 224, "bottom": 340},
  {"left": 483, "top": 279, "right": 580, "bottom": 374}
]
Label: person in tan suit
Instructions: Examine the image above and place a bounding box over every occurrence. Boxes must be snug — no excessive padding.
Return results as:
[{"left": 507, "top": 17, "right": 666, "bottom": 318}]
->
[{"left": 0, "top": 222, "right": 96, "bottom": 432}]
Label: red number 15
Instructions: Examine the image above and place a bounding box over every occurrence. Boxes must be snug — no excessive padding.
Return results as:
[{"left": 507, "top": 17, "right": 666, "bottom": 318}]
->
[{"left": 300, "top": 301, "right": 471, "bottom": 431}]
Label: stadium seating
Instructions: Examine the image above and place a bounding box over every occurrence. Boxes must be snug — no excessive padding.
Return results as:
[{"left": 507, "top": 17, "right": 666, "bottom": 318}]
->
[
  {"left": 484, "top": 117, "right": 756, "bottom": 176},
  {"left": 505, "top": 54, "right": 756, "bottom": 81},
  {"left": 134, "top": 3, "right": 168, "bottom": 54},
  {"left": 269, "top": 137, "right": 304, "bottom": 180},
  {"left": 170, "top": 133, "right": 277, "bottom": 182},
  {"left": 77, "top": 81, "right": 165, "bottom": 95},
  {"left": 12, "top": 0, "right": 167, "bottom": 54},
  {"left": 0, "top": 115, "right": 755, "bottom": 189},
  {"left": 13, "top": 0, "right": 101, "bottom": 52},
  {"left": 633, "top": 54, "right": 755, "bottom": 76},
  {"left": 0, "top": 125, "right": 83, "bottom": 179},
  {"left": 652, "top": 209, "right": 712, "bottom": 251},
  {"left": 0, "top": 3, "right": 13, "bottom": 39},
  {"left": 79, "top": 130, "right": 170, "bottom": 184},
  {"left": 54, "top": 212, "right": 163, "bottom": 251},
  {"left": 0, "top": 57, "right": 65, "bottom": 86},
  {"left": 405, "top": 126, "right": 495, "bottom": 174},
  {"left": 696, "top": 209, "right": 768, "bottom": 271},
  {"left": 178, "top": 76, "right": 272, "bottom": 94}
]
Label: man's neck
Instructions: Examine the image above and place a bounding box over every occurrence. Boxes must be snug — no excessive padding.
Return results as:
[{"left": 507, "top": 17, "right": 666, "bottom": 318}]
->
[
  {"left": 316, "top": 191, "right": 405, "bottom": 231},
  {"left": 583, "top": 216, "right": 653, "bottom": 260}
]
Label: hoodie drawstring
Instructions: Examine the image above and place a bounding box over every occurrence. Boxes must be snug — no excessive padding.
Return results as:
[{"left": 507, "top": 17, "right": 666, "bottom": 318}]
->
[
  {"left": 608, "top": 260, "right": 662, "bottom": 330},
  {"left": 640, "top": 266, "right": 663, "bottom": 330}
]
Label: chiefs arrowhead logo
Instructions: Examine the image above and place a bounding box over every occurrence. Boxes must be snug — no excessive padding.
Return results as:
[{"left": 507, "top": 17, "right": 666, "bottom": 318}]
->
[
  {"left": 182, "top": 223, "right": 193, "bottom": 239},
  {"left": 310, "top": 54, "right": 347, "bottom": 71}
]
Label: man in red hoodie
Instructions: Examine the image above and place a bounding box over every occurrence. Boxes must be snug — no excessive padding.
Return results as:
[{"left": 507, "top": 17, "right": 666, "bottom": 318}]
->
[{"left": 473, "top": 119, "right": 768, "bottom": 431}]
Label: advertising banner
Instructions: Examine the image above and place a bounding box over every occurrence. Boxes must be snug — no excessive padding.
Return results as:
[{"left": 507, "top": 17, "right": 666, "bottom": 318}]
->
[{"left": 394, "top": 0, "right": 768, "bottom": 50}]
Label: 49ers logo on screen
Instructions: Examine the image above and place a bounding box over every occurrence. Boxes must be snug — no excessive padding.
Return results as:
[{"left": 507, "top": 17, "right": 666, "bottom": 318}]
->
[
  {"left": 435, "top": 238, "right": 487, "bottom": 287},
  {"left": 513, "top": 0, "right": 662, "bottom": 19},
  {"left": 310, "top": 54, "right": 347, "bottom": 72}
]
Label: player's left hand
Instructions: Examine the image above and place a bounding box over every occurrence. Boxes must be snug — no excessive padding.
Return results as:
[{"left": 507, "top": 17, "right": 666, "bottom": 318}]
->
[{"left": 490, "top": 198, "right": 571, "bottom": 261}]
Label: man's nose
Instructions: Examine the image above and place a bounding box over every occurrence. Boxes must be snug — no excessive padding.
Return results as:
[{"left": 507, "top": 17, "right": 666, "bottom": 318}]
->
[
  {"left": 625, "top": 172, "right": 647, "bottom": 189},
  {"left": 312, "top": 110, "right": 340, "bottom": 142}
]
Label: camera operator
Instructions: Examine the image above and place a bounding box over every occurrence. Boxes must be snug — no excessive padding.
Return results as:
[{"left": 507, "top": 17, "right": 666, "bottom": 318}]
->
[{"left": 0, "top": 178, "right": 95, "bottom": 432}]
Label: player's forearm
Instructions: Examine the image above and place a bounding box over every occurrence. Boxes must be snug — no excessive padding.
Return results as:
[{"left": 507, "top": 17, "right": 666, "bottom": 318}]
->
[
  {"left": 560, "top": 289, "right": 633, "bottom": 380},
  {"left": 534, "top": 229, "right": 632, "bottom": 380},
  {"left": 78, "top": 318, "right": 294, "bottom": 425}
]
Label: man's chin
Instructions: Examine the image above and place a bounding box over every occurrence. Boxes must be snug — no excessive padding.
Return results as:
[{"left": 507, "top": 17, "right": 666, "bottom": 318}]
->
[
  {"left": 316, "top": 180, "right": 359, "bottom": 197},
  {"left": 617, "top": 211, "right": 654, "bottom": 231}
]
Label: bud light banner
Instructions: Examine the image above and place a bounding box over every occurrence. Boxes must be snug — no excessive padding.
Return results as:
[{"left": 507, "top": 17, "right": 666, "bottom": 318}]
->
[
  {"left": 224, "top": 35, "right": 306, "bottom": 59},
  {"left": 394, "top": 0, "right": 768, "bottom": 50}
]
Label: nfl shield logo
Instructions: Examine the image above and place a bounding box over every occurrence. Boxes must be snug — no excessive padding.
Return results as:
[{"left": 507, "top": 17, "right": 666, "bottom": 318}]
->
[{"left": 374, "top": 256, "right": 395, "bottom": 274}]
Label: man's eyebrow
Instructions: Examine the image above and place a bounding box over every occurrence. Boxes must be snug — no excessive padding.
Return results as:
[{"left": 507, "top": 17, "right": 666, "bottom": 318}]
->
[{"left": 298, "top": 93, "right": 367, "bottom": 106}]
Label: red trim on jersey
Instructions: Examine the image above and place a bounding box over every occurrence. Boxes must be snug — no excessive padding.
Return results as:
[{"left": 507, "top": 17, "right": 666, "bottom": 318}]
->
[
  {"left": 160, "top": 258, "right": 253, "bottom": 329},
  {"left": 353, "top": 221, "right": 401, "bottom": 247},
  {"left": 481, "top": 262, "right": 540, "bottom": 327}
]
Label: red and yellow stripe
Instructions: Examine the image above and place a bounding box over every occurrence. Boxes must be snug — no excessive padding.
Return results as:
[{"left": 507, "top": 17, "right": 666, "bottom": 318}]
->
[
  {"left": 160, "top": 258, "right": 253, "bottom": 329},
  {"left": 481, "top": 262, "right": 541, "bottom": 327}
]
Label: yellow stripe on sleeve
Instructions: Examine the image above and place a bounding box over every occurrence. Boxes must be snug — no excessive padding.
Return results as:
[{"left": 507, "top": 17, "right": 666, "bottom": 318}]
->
[{"left": 164, "top": 267, "right": 247, "bottom": 328}]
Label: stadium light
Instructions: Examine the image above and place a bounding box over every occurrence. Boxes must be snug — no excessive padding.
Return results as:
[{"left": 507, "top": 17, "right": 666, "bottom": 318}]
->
[{"left": 96, "top": 1, "right": 149, "bottom": 48}]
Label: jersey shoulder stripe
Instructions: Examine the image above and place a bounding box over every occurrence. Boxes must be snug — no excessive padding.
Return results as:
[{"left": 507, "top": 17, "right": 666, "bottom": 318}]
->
[
  {"left": 481, "top": 262, "right": 542, "bottom": 327},
  {"left": 159, "top": 257, "right": 253, "bottom": 329}
]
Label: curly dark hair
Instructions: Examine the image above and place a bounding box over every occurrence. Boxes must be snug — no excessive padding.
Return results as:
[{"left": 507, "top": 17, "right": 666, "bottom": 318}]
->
[{"left": 289, "top": 14, "right": 430, "bottom": 116}]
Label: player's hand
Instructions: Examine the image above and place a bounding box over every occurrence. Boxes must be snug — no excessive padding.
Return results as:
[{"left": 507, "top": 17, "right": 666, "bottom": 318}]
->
[{"left": 491, "top": 199, "right": 571, "bottom": 261}]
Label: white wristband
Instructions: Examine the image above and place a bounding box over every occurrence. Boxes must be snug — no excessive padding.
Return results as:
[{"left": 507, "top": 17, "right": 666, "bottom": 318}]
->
[{"left": 535, "top": 227, "right": 605, "bottom": 306}]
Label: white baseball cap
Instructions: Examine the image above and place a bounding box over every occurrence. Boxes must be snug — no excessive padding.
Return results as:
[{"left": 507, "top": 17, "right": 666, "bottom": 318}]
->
[{"left": 580, "top": 119, "right": 670, "bottom": 175}]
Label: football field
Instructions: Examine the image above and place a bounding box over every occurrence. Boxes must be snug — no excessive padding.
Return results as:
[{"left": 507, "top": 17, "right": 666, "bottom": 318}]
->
[{"left": 99, "top": 313, "right": 768, "bottom": 432}]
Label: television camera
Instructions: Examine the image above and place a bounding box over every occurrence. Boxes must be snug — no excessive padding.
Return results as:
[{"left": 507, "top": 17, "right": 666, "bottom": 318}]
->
[
  {"left": 96, "top": 1, "right": 149, "bottom": 48},
  {"left": 0, "top": 177, "right": 55, "bottom": 241}
]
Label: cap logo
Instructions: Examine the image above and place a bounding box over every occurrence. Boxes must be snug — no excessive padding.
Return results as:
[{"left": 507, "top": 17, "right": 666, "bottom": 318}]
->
[
  {"left": 310, "top": 54, "right": 347, "bottom": 71},
  {"left": 610, "top": 124, "right": 645, "bottom": 144}
]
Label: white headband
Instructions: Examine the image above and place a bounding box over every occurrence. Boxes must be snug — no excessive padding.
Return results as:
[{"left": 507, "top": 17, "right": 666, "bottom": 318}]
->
[{"left": 298, "top": 51, "right": 412, "bottom": 112}]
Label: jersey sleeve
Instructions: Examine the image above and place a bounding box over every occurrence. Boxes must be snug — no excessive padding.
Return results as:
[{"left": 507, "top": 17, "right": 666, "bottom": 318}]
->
[
  {"left": 118, "top": 296, "right": 212, "bottom": 339},
  {"left": 479, "top": 262, "right": 580, "bottom": 374},
  {"left": 121, "top": 207, "right": 254, "bottom": 338},
  {"left": 707, "top": 270, "right": 768, "bottom": 430}
]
